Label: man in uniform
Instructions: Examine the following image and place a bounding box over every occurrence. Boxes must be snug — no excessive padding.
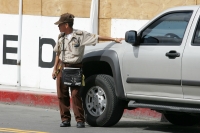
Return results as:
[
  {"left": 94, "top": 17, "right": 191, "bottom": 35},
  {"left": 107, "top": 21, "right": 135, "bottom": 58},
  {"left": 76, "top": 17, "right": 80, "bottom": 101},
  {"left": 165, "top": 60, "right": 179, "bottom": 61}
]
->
[{"left": 52, "top": 13, "right": 123, "bottom": 128}]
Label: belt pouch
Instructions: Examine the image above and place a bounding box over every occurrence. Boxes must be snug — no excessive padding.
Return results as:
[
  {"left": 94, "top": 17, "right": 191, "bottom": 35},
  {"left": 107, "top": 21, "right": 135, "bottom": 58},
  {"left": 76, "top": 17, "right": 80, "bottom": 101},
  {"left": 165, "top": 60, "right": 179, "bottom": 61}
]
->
[{"left": 62, "top": 67, "right": 82, "bottom": 86}]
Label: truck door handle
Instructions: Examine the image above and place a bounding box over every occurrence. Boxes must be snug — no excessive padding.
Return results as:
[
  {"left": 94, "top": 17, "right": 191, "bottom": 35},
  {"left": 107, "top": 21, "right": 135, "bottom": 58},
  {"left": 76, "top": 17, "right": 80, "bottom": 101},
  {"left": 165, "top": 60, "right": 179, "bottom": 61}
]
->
[{"left": 165, "top": 50, "right": 180, "bottom": 59}]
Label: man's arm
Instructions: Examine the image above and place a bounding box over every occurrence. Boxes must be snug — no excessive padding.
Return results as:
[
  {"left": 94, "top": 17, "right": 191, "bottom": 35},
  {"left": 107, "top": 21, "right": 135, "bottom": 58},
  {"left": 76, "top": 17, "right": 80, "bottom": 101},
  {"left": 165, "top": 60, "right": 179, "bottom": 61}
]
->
[
  {"left": 52, "top": 54, "right": 60, "bottom": 79},
  {"left": 98, "top": 35, "right": 124, "bottom": 43}
]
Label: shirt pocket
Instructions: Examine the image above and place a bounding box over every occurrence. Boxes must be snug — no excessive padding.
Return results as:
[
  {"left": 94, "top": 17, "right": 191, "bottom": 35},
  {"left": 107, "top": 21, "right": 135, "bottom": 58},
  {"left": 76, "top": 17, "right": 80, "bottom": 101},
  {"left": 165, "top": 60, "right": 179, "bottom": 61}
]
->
[
  {"left": 72, "top": 47, "right": 81, "bottom": 55},
  {"left": 71, "top": 40, "right": 81, "bottom": 55}
]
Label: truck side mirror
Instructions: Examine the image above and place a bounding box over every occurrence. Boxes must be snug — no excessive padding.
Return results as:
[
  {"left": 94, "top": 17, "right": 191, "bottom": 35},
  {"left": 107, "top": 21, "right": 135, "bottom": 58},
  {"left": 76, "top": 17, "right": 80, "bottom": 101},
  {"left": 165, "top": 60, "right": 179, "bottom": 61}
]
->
[{"left": 125, "top": 30, "right": 137, "bottom": 45}]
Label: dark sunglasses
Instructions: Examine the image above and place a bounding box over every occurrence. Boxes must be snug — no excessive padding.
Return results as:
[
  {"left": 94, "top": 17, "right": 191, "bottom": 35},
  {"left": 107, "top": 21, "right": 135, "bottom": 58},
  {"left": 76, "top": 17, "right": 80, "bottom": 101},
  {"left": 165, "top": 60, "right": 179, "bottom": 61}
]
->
[{"left": 58, "top": 22, "right": 67, "bottom": 27}]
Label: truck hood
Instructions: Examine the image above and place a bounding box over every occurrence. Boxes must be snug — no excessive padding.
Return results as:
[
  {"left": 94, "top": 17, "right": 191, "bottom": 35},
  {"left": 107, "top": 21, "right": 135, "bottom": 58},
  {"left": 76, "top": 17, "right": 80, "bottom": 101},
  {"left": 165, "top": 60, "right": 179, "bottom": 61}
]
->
[{"left": 84, "top": 41, "right": 124, "bottom": 54}]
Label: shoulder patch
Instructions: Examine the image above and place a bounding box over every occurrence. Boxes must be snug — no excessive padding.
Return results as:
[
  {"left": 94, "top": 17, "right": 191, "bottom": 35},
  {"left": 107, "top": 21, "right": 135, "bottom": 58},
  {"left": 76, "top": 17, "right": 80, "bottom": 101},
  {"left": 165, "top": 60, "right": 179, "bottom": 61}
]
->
[{"left": 75, "top": 31, "right": 83, "bottom": 35}]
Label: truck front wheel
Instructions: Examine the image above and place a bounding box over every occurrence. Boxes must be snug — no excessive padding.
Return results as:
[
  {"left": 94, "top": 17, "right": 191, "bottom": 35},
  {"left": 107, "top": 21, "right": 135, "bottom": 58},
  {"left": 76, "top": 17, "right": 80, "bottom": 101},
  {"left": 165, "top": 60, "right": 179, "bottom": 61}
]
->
[{"left": 81, "top": 74, "right": 125, "bottom": 127}]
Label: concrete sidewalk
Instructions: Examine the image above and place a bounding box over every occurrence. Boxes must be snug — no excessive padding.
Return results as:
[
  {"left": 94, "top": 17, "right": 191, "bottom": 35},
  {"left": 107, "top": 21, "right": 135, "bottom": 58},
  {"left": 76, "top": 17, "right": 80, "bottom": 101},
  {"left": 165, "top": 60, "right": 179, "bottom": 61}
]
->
[{"left": 0, "top": 85, "right": 162, "bottom": 121}]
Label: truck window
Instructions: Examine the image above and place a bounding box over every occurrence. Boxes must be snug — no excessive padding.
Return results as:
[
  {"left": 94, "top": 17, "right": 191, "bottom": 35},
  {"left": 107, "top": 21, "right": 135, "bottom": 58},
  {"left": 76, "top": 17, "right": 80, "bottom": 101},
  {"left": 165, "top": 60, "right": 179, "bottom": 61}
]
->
[
  {"left": 193, "top": 18, "right": 200, "bottom": 46},
  {"left": 140, "top": 12, "right": 192, "bottom": 46}
]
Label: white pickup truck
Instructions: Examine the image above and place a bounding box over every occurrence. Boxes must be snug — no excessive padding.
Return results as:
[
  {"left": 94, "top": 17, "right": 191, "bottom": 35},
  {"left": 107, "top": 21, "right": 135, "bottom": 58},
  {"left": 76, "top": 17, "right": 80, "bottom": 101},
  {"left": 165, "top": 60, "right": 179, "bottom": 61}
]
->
[{"left": 81, "top": 5, "right": 200, "bottom": 127}]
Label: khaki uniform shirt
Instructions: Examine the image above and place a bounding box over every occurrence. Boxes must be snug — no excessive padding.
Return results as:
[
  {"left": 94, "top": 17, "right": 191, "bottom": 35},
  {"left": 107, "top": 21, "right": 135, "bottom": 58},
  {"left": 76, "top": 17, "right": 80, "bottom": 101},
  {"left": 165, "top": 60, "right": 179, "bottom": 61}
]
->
[{"left": 54, "top": 29, "right": 98, "bottom": 64}]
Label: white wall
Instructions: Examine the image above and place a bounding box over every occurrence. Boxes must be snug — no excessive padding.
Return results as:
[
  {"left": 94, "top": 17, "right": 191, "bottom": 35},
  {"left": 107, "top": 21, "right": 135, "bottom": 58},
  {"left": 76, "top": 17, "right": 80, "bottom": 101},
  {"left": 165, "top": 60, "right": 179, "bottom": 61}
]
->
[
  {"left": 0, "top": 14, "right": 148, "bottom": 91},
  {"left": 111, "top": 19, "right": 149, "bottom": 38}
]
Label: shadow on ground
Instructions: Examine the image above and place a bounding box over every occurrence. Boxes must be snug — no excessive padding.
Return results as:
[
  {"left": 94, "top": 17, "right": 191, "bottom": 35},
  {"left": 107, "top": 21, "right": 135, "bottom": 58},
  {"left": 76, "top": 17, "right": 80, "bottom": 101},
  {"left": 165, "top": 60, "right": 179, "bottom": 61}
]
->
[{"left": 112, "top": 121, "right": 200, "bottom": 133}]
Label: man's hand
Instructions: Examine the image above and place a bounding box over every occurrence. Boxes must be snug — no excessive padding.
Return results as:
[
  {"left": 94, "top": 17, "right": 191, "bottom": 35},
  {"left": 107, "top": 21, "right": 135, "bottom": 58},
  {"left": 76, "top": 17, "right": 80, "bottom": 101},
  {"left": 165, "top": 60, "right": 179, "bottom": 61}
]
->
[
  {"left": 114, "top": 38, "right": 125, "bottom": 43},
  {"left": 52, "top": 69, "right": 56, "bottom": 79}
]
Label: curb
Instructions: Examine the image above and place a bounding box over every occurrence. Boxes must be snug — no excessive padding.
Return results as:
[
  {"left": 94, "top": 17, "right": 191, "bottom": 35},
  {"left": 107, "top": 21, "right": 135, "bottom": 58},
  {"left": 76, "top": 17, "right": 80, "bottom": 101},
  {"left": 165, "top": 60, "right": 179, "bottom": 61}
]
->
[
  {"left": 0, "top": 89, "right": 162, "bottom": 120},
  {"left": 123, "top": 108, "right": 162, "bottom": 121},
  {"left": 0, "top": 90, "right": 58, "bottom": 109}
]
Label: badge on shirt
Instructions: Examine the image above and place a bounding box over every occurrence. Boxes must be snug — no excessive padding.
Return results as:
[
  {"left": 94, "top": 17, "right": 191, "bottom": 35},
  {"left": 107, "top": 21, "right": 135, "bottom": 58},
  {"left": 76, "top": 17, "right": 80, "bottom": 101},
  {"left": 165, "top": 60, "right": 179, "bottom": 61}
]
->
[{"left": 73, "top": 37, "right": 80, "bottom": 47}]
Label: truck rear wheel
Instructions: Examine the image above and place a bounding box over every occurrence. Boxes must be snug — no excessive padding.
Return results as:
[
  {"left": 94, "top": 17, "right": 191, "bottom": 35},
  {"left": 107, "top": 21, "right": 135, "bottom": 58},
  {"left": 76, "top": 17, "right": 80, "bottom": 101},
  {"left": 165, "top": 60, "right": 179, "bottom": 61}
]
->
[
  {"left": 164, "top": 113, "right": 200, "bottom": 126},
  {"left": 81, "top": 74, "right": 125, "bottom": 127}
]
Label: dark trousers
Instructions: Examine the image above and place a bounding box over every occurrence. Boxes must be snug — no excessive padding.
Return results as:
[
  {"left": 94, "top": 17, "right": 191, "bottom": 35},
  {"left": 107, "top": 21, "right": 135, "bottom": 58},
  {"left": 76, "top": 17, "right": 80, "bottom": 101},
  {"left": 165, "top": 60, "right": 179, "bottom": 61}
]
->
[{"left": 56, "top": 64, "right": 85, "bottom": 122}]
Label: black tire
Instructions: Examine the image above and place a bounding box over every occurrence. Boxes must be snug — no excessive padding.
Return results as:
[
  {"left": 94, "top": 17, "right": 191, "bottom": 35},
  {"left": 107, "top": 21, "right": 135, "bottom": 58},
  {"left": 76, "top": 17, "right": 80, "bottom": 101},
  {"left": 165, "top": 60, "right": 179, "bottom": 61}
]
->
[
  {"left": 81, "top": 74, "right": 125, "bottom": 127},
  {"left": 164, "top": 113, "right": 200, "bottom": 126}
]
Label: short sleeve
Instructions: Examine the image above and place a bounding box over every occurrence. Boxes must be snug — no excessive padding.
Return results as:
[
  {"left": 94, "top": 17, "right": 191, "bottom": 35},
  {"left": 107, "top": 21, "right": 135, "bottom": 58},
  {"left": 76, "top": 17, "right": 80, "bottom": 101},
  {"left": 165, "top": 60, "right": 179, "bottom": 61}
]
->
[
  {"left": 53, "top": 41, "right": 59, "bottom": 52},
  {"left": 54, "top": 32, "right": 65, "bottom": 55},
  {"left": 81, "top": 31, "right": 98, "bottom": 46},
  {"left": 54, "top": 38, "right": 61, "bottom": 55}
]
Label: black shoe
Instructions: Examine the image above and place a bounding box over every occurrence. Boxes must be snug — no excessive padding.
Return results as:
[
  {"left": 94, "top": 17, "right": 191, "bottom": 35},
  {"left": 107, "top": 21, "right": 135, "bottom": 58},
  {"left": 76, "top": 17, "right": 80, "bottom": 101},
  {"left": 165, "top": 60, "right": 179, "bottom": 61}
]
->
[
  {"left": 77, "top": 122, "right": 85, "bottom": 128},
  {"left": 60, "top": 121, "right": 71, "bottom": 127}
]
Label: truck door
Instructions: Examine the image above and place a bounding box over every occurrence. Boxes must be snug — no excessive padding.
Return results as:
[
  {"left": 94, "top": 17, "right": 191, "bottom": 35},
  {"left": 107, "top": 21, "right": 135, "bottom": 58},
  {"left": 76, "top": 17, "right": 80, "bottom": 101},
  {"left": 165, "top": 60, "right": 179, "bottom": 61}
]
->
[
  {"left": 182, "top": 8, "right": 200, "bottom": 100},
  {"left": 122, "top": 10, "right": 195, "bottom": 98}
]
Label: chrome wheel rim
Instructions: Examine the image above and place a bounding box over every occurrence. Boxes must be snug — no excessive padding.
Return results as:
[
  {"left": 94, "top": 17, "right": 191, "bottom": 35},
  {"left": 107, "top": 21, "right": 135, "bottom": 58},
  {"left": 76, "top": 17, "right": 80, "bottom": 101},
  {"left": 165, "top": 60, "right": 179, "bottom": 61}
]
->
[{"left": 85, "top": 86, "right": 107, "bottom": 116}]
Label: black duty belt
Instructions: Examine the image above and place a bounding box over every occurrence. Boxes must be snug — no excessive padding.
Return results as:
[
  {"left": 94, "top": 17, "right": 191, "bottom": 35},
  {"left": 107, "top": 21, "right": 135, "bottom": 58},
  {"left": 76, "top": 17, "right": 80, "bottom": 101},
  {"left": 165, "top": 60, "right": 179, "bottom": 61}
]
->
[{"left": 63, "top": 62, "right": 83, "bottom": 68}]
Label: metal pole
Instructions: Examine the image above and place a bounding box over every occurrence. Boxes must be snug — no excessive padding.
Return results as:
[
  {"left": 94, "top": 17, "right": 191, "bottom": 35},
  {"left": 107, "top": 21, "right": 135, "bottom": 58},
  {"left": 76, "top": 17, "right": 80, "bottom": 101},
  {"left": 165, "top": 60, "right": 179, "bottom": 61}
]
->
[{"left": 17, "top": 0, "right": 22, "bottom": 86}]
